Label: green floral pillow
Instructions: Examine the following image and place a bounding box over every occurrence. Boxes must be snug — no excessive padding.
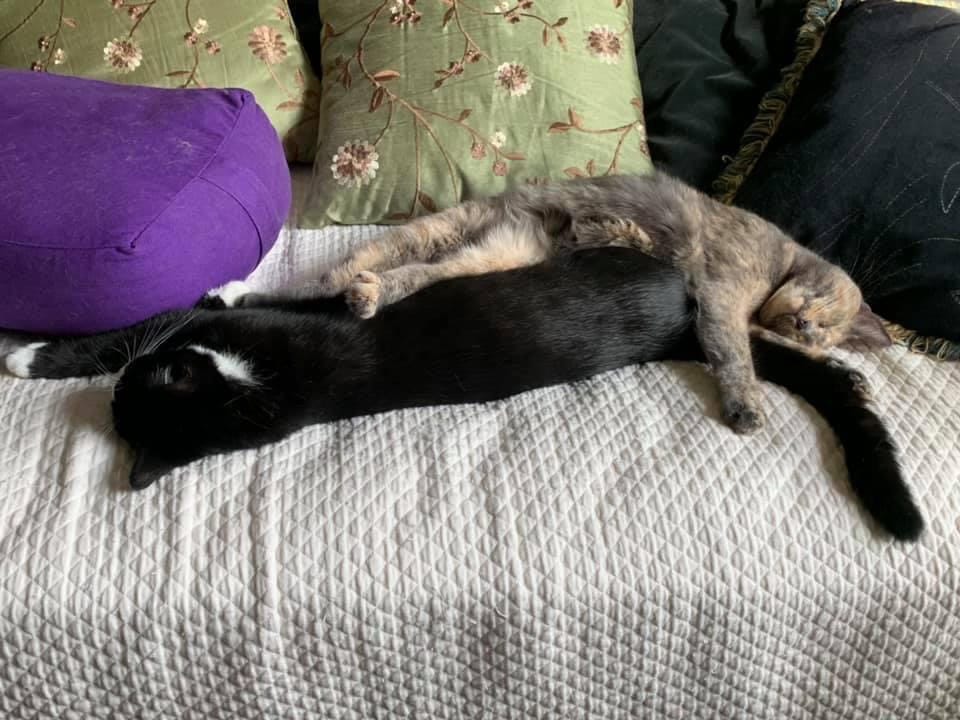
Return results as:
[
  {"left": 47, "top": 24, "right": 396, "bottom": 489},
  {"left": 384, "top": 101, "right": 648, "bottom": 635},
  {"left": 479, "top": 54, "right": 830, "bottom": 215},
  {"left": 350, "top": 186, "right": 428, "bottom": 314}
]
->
[
  {"left": 305, "top": 0, "right": 651, "bottom": 226},
  {"left": 0, "top": 1, "right": 319, "bottom": 162}
]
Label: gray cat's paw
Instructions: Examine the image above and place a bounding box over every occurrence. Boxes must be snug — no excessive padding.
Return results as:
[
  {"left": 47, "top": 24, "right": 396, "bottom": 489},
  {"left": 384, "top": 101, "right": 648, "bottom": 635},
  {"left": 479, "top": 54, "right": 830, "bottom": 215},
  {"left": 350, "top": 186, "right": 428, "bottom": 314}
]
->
[
  {"left": 845, "top": 368, "right": 871, "bottom": 401},
  {"left": 723, "top": 399, "right": 766, "bottom": 435},
  {"left": 4, "top": 342, "right": 47, "bottom": 378},
  {"left": 345, "top": 271, "right": 382, "bottom": 319}
]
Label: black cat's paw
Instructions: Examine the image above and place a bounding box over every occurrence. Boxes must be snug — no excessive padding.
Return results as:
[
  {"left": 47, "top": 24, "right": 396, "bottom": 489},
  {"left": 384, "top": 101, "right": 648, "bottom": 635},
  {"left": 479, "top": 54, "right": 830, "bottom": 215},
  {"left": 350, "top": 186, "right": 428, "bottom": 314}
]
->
[
  {"left": 826, "top": 357, "right": 872, "bottom": 401},
  {"left": 198, "top": 280, "right": 251, "bottom": 310},
  {"left": 723, "top": 399, "right": 766, "bottom": 435},
  {"left": 4, "top": 342, "right": 47, "bottom": 379},
  {"left": 345, "top": 271, "right": 382, "bottom": 319}
]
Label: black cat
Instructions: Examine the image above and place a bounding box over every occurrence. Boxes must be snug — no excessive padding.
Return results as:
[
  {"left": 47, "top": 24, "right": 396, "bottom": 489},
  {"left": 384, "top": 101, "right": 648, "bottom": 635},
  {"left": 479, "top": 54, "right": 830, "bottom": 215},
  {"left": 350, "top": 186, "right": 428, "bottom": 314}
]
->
[{"left": 3, "top": 249, "right": 923, "bottom": 540}]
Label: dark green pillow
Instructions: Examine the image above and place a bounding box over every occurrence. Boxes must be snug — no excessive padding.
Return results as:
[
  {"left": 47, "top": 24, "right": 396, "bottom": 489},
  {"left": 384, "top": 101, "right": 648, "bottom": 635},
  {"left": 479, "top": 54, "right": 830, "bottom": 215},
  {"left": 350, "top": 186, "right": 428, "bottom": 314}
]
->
[{"left": 632, "top": 0, "right": 809, "bottom": 191}]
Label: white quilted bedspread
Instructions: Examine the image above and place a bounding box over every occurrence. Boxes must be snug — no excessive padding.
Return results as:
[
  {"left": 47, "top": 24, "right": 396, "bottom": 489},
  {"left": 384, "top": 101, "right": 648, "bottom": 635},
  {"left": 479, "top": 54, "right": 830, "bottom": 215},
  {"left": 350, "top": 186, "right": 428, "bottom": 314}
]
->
[{"left": 2, "top": 172, "right": 960, "bottom": 719}]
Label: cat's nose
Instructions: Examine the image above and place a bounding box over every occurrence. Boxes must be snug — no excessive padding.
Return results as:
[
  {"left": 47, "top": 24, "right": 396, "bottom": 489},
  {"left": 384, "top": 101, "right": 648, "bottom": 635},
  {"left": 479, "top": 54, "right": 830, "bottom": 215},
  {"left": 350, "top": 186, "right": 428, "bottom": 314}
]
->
[{"left": 794, "top": 317, "right": 809, "bottom": 331}]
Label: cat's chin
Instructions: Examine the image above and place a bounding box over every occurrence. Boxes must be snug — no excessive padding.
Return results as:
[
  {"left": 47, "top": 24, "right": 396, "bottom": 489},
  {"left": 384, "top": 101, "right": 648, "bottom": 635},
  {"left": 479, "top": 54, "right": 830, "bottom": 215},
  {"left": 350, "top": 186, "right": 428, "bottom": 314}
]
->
[{"left": 128, "top": 449, "right": 179, "bottom": 490}]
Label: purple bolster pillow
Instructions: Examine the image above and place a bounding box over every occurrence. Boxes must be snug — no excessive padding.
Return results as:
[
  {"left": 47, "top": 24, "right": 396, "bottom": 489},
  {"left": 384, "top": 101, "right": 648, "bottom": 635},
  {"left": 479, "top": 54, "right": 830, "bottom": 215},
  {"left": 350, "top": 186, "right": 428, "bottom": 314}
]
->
[{"left": 0, "top": 69, "right": 291, "bottom": 334}]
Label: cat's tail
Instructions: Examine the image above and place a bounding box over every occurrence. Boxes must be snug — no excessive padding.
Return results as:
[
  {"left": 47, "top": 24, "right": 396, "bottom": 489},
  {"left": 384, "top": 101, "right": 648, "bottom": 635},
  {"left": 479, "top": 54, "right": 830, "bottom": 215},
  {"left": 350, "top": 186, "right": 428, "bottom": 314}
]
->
[{"left": 751, "top": 338, "right": 924, "bottom": 542}]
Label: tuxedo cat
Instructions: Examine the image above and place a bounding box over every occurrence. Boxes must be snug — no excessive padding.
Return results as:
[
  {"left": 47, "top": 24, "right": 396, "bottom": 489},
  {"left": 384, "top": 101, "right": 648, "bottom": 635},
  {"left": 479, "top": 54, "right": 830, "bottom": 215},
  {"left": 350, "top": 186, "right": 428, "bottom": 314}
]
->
[
  {"left": 3, "top": 249, "right": 921, "bottom": 540},
  {"left": 318, "top": 172, "right": 890, "bottom": 435}
]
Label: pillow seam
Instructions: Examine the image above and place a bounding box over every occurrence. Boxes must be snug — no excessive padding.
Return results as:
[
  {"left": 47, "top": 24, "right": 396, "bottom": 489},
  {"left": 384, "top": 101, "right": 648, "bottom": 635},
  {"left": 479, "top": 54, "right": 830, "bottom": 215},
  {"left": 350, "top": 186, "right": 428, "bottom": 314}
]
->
[
  {"left": 126, "top": 92, "right": 252, "bottom": 251},
  {"left": 195, "top": 175, "right": 268, "bottom": 262}
]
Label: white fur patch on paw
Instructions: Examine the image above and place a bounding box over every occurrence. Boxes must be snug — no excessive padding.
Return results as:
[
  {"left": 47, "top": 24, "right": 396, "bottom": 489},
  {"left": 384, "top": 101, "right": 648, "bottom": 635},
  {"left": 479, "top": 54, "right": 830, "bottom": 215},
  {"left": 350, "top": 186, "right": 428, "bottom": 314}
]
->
[
  {"left": 206, "top": 280, "right": 251, "bottom": 308},
  {"left": 345, "top": 271, "right": 383, "bottom": 319},
  {"left": 5, "top": 342, "right": 47, "bottom": 378}
]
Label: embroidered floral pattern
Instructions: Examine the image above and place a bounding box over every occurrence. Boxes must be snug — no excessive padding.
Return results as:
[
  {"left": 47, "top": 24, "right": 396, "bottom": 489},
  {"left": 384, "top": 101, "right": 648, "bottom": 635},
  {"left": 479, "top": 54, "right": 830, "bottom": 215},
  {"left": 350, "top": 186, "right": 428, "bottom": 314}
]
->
[
  {"left": 548, "top": 98, "right": 649, "bottom": 177},
  {"left": 311, "top": 0, "right": 650, "bottom": 224},
  {"left": 331, "top": 141, "right": 381, "bottom": 187},
  {"left": 103, "top": 38, "right": 143, "bottom": 72},
  {"left": 586, "top": 25, "right": 623, "bottom": 64},
  {"left": 0, "top": 1, "right": 321, "bottom": 162},
  {"left": 248, "top": 25, "right": 287, "bottom": 64},
  {"left": 494, "top": 62, "right": 532, "bottom": 96},
  {"left": 390, "top": 0, "right": 422, "bottom": 26}
]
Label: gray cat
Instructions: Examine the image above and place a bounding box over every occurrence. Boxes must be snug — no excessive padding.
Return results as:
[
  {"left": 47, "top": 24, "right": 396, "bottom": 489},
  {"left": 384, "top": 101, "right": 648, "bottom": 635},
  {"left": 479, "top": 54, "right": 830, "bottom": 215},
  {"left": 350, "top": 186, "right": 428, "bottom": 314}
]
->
[{"left": 317, "top": 172, "right": 888, "bottom": 434}]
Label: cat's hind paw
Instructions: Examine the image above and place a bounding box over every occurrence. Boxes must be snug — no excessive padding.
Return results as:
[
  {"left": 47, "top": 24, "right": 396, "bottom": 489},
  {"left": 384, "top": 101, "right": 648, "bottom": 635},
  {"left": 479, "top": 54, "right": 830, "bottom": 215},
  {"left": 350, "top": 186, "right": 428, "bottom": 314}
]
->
[
  {"left": 199, "top": 280, "right": 252, "bottom": 309},
  {"left": 722, "top": 399, "right": 766, "bottom": 435},
  {"left": 4, "top": 342, "right": 47, "bottom": 378},
  {"left": 827, "top": 358, "right": 872, "bottom": 401},
  {"left": 345, "top": 271, "right": 383, "bottom": 319}
]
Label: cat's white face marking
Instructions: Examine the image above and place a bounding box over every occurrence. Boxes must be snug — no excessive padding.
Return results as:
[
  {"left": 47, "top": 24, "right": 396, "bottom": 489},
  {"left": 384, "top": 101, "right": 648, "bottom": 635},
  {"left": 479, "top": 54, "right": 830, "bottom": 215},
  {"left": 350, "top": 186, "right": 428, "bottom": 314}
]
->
[
  {"left": 5, "top": 342, "right": 47, "bottom": 378},
  {"left": 188, "top": 345, "right": 257, "bottom": 385}
]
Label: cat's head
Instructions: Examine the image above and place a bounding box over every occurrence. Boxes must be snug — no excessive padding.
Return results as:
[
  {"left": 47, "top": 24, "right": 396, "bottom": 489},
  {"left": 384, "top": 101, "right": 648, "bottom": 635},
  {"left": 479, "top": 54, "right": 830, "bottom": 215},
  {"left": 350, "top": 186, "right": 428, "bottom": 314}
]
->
[
  {"left": 758, "top": 255, "right": 891, "bottom": 350},
  {"left": 112, "top": 345, "right": 285, "bottom": 489}
]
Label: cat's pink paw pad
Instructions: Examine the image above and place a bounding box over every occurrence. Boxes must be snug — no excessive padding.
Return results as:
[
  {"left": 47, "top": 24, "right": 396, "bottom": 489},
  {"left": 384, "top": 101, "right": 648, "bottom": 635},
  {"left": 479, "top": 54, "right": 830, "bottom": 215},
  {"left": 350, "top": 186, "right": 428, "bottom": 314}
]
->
[{"left": 346, "top": 271, "right": 382, "bottom": 319}]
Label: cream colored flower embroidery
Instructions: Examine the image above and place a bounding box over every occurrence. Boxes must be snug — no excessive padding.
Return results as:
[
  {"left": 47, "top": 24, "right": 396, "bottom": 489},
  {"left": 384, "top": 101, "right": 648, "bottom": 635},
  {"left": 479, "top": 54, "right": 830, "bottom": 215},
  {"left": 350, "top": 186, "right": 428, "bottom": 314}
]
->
[
  {"left": 490, "top": 130, "right": 507, "bottom": 148},
  {"left": 493, "top": 1, "right": 510, "bottom": 12},
  {"left": 586, "top": 26, "right": 623, "bottom": 64},
  {"left": 52, "top": 48, "right": 66, "bottom": 65},
  {"left": 248, "top": 26, "right": 287, "bottom": 64},
  {"left": 193, "top": 18, "right": 209, "bottom": 35},
  {"left": 390, "top": 0, "right": 422, "bottom": 26},
  {"left": 331, "top": 141, "right": 380, "bottom": 188},
  {"left": 495, "top": 62, "right": 531, "bottom": 97},
  {"left": 103, "top": 38, "right": 143, "bottom": 73}
]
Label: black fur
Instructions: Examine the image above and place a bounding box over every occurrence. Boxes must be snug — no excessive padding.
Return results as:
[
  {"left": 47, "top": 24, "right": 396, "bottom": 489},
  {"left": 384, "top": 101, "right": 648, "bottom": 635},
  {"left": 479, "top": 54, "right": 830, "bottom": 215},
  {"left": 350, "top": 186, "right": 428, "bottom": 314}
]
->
[{"left": 9, "top": 249, "right": 922, "bottom": 540}]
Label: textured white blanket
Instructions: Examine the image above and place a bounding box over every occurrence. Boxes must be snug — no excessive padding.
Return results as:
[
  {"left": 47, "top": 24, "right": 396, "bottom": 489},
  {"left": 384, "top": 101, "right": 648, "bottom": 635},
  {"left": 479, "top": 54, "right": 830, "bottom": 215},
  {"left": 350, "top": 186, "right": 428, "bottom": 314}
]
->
[{"left": 1, "top": 173, "right": 959, "bottom": 718}]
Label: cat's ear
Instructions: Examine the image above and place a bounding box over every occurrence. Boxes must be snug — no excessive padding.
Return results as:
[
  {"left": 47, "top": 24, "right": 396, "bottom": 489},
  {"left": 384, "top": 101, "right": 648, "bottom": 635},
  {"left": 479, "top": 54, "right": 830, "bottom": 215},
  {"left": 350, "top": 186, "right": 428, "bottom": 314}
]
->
[
  {"left": 841, "top": 303, "right": 892, "bottom": 350},
  {"left": 129, "top": 450, "right": 175, "bottom": 490}
]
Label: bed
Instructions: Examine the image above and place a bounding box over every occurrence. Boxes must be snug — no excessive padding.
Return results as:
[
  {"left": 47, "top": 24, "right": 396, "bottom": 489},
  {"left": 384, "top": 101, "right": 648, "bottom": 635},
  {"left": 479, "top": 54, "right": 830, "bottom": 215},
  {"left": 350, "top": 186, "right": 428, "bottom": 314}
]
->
[{"left": 1, "top": 170, "right": 959, "bottom": 719}]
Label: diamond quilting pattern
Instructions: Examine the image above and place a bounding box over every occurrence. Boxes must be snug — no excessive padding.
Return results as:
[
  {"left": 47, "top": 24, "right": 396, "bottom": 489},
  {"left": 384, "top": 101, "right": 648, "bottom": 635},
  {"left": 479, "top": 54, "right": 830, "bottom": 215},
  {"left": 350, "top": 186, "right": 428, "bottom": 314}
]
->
[{"left": 2, "top": 175, "right": 959, "bottom": 718}]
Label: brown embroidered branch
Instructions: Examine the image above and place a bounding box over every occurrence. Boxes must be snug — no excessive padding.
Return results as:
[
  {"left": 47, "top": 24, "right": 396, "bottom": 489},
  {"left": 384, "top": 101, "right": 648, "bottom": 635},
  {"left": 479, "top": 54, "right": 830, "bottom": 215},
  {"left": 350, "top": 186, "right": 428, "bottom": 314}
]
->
[
  {"left": 434, "top": 0, "right": 488, "bottom": 88},
  {"left": 30, "top": 0, "right": 75, "bottom": 72},
  {"left": 548, "top": 99, "right": 648, "bottom": 177},
  {"left": 457, "top": 0, "right": 569, "bottom": 48},
  {"left": 125, "top": 1, "right": 158, "bottom": 39},
  {"left": 328, "top": 0, "right": 527, "bottom": 219},
  {"left": 166, "top": 0, "right": 205, "bottom": 88}
]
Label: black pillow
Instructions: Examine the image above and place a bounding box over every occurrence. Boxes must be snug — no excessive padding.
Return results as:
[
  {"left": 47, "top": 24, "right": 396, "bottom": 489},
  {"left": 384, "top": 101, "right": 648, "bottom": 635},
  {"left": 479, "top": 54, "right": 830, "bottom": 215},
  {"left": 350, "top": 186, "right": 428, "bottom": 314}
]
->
[
  {"left": 633, "top": 0, "right": 808, "bottom": 190},
  {"left": 288, "top": 0, "right": 322, "bottom": 79},
  {"left": 734, "top": 1, "right": 960, "bottom": 353}
]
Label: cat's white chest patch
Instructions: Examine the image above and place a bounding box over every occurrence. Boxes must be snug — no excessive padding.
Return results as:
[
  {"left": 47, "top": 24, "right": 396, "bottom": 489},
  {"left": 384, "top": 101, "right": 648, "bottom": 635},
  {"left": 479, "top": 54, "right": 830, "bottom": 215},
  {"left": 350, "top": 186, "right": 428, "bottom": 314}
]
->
[{"left": 189, "top": 345, "right": 257, "bottom": 385}]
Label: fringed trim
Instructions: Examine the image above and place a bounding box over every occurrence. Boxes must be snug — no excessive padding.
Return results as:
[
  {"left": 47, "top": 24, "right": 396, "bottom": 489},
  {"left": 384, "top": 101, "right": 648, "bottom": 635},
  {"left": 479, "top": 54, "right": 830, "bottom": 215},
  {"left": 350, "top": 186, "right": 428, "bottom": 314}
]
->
[
  {"left": 885, "top": 322, "right": 960, "bottom": 361},
  {"left": 712, "top": 0, "right": 843, "bottom": 204}
]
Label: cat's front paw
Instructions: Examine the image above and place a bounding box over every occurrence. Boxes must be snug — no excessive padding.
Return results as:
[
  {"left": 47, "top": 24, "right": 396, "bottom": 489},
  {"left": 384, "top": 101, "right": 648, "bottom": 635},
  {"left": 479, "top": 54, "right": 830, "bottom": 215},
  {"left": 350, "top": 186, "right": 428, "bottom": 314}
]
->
[
  {"left": 199, "top": 280, "right": 251, "bottom": 309},
  {"left": 722, "top": 399, "right": 766, "bottom": 435},
  {"left": 4, "top": 342, "right": 47, "bottom": 378},
  {"left": 345, "top": 271, "right": 383, "bottom": 319}
]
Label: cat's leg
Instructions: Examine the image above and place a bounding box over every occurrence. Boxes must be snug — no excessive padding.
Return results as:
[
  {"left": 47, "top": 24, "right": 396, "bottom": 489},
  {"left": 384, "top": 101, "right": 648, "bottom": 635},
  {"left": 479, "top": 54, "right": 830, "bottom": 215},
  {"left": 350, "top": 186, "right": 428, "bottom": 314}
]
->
[
  {"left": 319, "top": 200, "right": 499, "bottom": 295},
  {"left": 569, "top": 217, "right": 655, "bottom": 253},
  {"left": 3, "top": 311, "right": 193, "bottom": 379},
  {"left": 345, "top": 224, "right": 551, "bottom": 318},
  {"left": 696, "top": 301, "right": 766, "bottom": 434}
]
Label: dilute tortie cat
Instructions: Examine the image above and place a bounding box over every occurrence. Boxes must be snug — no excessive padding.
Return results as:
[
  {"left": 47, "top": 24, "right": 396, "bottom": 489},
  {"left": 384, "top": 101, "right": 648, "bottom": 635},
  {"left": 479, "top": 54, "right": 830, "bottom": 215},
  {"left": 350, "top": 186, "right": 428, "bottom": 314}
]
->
[{"left": 317, "top": 172, "right": 889, "bottom": 434}]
